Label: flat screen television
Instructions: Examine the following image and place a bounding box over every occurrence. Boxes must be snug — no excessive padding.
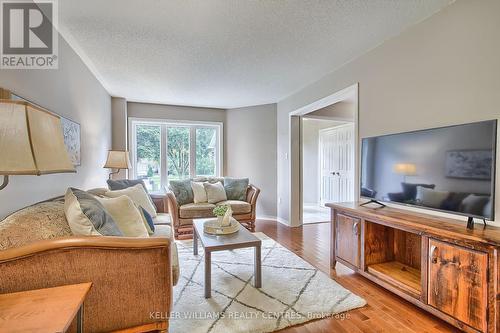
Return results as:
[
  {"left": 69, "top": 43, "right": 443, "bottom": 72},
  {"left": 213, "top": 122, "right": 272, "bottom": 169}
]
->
[{"left": 360, "top": 120, "right": 497, "bottom": 222}]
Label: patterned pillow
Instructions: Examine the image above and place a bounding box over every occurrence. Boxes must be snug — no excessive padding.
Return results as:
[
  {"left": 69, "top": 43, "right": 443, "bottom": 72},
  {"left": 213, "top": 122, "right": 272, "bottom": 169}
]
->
[
  {"left": 64, "top": 188, "right": 122, "bottom": 236},
  {"left": 169, "top": 179, "right": 194, "bottom": 205},
  {"left": 224, "top": 177, "right": 249, "bottom": 201}
]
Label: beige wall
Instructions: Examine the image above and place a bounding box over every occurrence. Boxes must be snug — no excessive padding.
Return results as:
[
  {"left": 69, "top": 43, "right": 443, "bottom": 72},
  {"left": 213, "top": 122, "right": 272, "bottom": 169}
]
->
[
  {"left": 127, "top": 102, "right": 226, "bottom": 123},
  {"left": 226, "top": 104, "right": 278, "bottom": 218},
  {"left": 0, "top": 37, "right": 111, "bottom": 219},
  {"left": 111, "top": 97, "right": 128, "bottom": 179},
  {"left": 278, "top": 0, "right": 500, "bottom": 226}
]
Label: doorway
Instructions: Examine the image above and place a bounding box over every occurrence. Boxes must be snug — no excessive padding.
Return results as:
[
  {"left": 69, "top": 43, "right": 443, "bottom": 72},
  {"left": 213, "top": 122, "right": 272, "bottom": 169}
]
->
[{"left": 290, "top": 84, "right": 358, "bottom": 227}]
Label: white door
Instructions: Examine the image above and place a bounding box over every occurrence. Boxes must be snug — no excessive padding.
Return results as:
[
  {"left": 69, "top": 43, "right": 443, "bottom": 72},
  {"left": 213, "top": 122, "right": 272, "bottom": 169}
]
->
[{"left": 319, "top": 123, "right": 355, "bottom": 205}]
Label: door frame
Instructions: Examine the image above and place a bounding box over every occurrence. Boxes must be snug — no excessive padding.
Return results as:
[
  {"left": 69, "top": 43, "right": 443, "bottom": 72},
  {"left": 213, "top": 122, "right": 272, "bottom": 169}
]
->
[
  {"left": 289, "top": 83, "right": 359, "bottom": 227},
  {"left": 318, "top": 122, "right": 355, "bottom": 206}
]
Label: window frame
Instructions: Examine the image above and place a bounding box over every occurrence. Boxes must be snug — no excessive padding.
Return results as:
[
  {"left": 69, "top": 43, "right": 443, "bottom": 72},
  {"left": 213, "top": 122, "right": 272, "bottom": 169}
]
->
[{"left": 128, "top": 117, "right": 223, "bottom": 192}]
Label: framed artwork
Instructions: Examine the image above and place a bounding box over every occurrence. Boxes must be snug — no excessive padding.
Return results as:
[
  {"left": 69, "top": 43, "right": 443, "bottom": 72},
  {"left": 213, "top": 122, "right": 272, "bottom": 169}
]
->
[
  {"left": 61, "top": 117, "right": 81, "bottom": 166},
  {"left": 445, "top": 149, "right": 493, "bottom": 180},
  {"left": 5, "top": 89, "right": 81, "bottom": 166}
]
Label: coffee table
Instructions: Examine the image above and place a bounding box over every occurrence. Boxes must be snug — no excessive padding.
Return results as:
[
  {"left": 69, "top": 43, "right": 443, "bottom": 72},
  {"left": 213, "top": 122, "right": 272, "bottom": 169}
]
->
[{"left": 193, "top": 218, "right": 262, "bottom": 298}]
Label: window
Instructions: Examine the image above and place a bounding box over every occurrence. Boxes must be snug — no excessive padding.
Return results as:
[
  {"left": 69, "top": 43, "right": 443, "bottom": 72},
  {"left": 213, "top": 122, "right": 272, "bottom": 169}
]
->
[{"left": 130, "top": 119, "right": 222, "bottom": 192}]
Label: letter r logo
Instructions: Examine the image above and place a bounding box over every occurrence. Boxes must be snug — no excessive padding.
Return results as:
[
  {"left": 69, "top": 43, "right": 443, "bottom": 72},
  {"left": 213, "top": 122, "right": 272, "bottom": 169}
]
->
[{"left": 2, "top": 1, "right": 53, "bottom": 54}]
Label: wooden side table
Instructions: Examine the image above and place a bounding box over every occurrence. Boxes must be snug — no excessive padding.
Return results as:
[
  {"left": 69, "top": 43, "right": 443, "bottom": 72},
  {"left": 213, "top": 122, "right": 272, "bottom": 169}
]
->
[{"left": 0, "top": 282, "right": 92, "bottom": 333}]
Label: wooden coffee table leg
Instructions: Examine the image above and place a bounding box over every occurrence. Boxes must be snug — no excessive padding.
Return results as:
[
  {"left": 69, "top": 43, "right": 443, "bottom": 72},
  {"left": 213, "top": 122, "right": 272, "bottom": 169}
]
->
[
  {"left": 254, "top": 244, "right": 262, "bottom": 288},
  {"left": 204, "top": 250, "right": 211, "bottom": 298},
  {"left": 193, "top": 229, "right": 198, "bottom": 255}
]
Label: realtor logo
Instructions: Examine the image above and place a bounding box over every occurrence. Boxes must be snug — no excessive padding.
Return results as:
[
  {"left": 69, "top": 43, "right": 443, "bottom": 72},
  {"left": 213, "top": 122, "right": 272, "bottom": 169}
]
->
[{"left": 1, "top": 0, "right": 58, "bottom": 69}]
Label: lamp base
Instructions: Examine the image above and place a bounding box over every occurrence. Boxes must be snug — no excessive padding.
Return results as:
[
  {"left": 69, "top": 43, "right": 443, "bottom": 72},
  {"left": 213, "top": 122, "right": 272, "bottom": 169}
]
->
[{"left": 108, "top": 169, "right": 120, "bottom": 180}]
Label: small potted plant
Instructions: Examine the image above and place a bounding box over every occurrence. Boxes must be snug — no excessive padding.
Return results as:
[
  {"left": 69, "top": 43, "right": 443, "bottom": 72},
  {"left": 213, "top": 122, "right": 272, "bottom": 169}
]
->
[{"left": 213, "top": 205, "right": 232, "bottom": 227}]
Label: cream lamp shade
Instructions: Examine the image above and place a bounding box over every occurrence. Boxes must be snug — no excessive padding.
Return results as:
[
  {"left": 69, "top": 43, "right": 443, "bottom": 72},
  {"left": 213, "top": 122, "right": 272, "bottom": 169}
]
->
[
  {"left": 103, "top": 150, "right": 131, "bottom": 169},
  {"left": 104, "top": 150, "right": 131, "bottom": 180},
  {"left": 393, "top": 163, "right": 417, "bottom": 176},
  {"left": 0, "top": 100, "right": 75, "bottom": 190}
]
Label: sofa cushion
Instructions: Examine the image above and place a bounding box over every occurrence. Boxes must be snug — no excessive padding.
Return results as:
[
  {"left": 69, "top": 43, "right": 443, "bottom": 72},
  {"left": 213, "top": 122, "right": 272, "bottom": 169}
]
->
[
  {"left": 107, "top": 179, "right": 148, "bottom": 192},
  {"left": 169, "top": 179, "right": 194, "bottom": 206},
  {"left": 151, "top": 224, "right": 173, "bottom": 239},
  {"left": 138, "top": 206, "right": 155, "bottom": 234},
  {"left": 204, "top": 182, "right": 227, "bottom": 204},
  {"left": 0, "top": 199, "right": 72, "bottom": 250},
  {"left": 402, "top": 182, "right": 436, "bottom": 201},
  {"left": 153, "top": 213, "right": 171, "bottom": 225},
  {"left": 104, "top": 184, "right": 157, "bottom": 218},
  {"left": 97, "top": 196, "right": 149, "bottom": 237},
  {"left": 460, "top": 194, "right": 491, "bottom": 216},
  {"left": 65, "top": 188, "right": 123, "bottom": 236},
  {"left": 191, "top": 181, "right": 208, "bottom": 203},
  {"left": 224, "top": 177, "right": 249, "bottom": 201},
  {"left": 217, "top": 200, "right": 251, "bottom": 214},
  {"left": 416, "top": 186, "right": 449, "bottom": 209},
  {"left": 192, "top": 177, "right": 224, "bottom": 185},
  {"left": 180, "top": 203, "right": 216, "bottom": 219},
  {"left": 151, "top": 224, "right": 179, "bottom": 285}
]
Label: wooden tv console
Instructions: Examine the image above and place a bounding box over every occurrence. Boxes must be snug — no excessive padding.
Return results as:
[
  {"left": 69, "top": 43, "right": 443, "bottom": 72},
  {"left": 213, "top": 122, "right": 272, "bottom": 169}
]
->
[{"left": 328, "top": 202, "right": 500, "bottom": 333}]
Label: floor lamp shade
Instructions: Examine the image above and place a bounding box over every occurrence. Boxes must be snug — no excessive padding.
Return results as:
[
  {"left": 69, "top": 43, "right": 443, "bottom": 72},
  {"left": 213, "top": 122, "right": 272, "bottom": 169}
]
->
[{"left": 0, "top": 101, "right": 76, "bottom": 175}]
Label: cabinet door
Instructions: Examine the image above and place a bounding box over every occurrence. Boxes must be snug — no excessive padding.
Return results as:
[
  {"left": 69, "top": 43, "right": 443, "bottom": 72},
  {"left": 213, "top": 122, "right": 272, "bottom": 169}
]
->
[
  {"left": 335, "top": 213, "right": 361, "bottom": 268},
  {"left": 428, "top": 239, "right": 488, "bottom": 332}
]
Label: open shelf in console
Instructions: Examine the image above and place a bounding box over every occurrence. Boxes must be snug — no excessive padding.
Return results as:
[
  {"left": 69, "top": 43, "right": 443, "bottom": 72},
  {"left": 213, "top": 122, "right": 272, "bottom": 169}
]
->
[{"left": 364, "top": 221, "right": 422, "bottom": 298}]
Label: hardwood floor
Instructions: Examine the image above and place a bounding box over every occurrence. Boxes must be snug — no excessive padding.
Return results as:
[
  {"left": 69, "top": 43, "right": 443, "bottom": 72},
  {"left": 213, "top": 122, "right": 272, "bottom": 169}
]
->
[{"left": 254, "top": 219, "right": 458, "bottom": 333}]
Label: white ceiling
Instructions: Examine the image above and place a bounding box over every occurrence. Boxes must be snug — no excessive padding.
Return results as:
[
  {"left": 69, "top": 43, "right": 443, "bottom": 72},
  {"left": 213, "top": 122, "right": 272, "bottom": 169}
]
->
[{"left": 59, "top": 0, "right": 453, "bottom": 109}]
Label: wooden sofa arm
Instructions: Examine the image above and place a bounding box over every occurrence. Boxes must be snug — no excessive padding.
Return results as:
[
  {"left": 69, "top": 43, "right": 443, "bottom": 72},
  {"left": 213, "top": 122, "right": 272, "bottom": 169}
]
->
[
  {"left": 0, "top": 236, "right": 173, "bottom": 333},
  {"left": 150, "top": 193, "right": 169, "bottom": 213},
  {"left": 246, "top": 184, "right": 261, "bottom": 220},
  {"left": 165, "top": 191, "right": 180, "bottom": 227},
  {"left": 246, "top": 184, "right": 260, "bottom": 206}
]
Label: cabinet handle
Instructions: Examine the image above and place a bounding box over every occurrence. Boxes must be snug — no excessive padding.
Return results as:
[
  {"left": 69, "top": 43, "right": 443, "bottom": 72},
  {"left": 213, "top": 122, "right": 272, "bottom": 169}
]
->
[
  {"left": 430, "top": 245, "right": 438, "bottom": 264},
  {"left": 352, "top": 221, "right": 360, "bottom": 236}
]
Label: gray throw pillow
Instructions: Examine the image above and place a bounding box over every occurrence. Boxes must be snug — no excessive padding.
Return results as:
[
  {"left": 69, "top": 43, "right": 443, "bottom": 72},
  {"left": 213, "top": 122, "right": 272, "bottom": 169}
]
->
[
  {"left": 107, "top": 179, "right": 148, "bottom": 192},
  {"left": 169, "top": 179, "right": 194, "bottom": 205},
  {"left": 224, "top": 177, "right": 249, "bottom": 201},
  {"left": 65, "top": 188, "right": 122, "bottom": 236}
]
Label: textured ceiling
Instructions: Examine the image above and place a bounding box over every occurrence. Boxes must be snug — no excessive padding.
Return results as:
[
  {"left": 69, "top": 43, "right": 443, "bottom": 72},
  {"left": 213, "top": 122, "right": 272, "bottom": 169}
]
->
[{"left": 59, "top": 0, "right": 453, "bottom": 109}]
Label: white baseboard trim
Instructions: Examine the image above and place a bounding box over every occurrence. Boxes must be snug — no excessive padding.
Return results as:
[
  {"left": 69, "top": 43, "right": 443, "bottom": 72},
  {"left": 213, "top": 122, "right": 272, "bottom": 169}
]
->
[
  {"left": 276, "top": 217, "right": 290, "bottom": 226},
  {"left": 257, "top": 215, "right": 278, "bottom": 220},
  {"left": 256, "top": 215, "right": 290, "bottom": 226}
]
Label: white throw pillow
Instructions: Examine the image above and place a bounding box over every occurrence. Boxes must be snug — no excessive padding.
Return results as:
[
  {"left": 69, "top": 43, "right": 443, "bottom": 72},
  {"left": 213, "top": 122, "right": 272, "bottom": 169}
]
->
[
  {"left": 416, "top": 186, "right": 449, "bottom": 208},
  {"left": 97, "top": 196, "right": 149, "bottom": 237},
  {"left": 64, "top": 188, "right": 122, "bottom": 236},
  {"left": 204, "top": 181, "right": 227, "bottom": 204},
  {"left": 104, "top": 184, "right": 157, "bottom": 217},
  {"left": 191, "top": 181, "right": 208, "bottom": 203}
]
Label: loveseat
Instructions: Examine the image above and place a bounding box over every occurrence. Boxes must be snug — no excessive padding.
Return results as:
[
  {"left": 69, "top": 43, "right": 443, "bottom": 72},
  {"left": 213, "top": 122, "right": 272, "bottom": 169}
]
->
[
  {"left": 0, "top": 192, "right": 178, "bottom": 333},
  {"left": 166, "top": 177, "right": 260, "bottom": 239}
]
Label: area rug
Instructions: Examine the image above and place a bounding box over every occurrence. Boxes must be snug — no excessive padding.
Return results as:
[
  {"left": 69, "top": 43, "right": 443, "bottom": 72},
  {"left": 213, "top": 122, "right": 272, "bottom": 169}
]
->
[{"left": 170, "top": 232, "right": 366, "bottom": 333}]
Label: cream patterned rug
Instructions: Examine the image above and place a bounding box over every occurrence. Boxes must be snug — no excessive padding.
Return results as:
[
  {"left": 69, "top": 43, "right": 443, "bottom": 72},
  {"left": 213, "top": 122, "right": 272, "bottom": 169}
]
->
[{"left": 171, "top": 233, "right": 366, "bottom": 333}]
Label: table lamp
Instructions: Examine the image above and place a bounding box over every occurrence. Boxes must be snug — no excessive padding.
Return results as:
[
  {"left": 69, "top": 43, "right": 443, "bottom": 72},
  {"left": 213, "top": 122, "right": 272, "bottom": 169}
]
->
[
  {"left": 0, "top": 100, "right": 76, "bottom": 191},
  {"left": 103, "top": 150, "right": 131, "bottom": 179}
]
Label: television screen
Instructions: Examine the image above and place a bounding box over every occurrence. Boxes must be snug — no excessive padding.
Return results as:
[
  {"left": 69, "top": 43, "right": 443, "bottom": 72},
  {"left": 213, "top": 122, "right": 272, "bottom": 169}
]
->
[{"left": 360, "top": 120, "right": 497, "bottom": 220}]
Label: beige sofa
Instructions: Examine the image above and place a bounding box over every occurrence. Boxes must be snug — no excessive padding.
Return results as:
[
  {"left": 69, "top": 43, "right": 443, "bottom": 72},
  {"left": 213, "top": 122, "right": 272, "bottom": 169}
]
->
[
  {"left": 0, "top": 192, "right": 178, "bottom": 333},
  {"left": 166, "top": 180, "right": 260, "bottom": 239}
]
